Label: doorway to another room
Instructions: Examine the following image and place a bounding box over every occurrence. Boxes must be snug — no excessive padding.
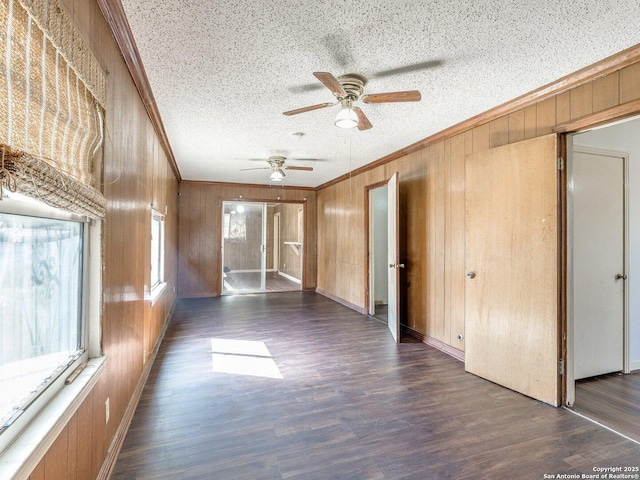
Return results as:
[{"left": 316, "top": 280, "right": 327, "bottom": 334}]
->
[
  {"left": 221, "top": 201, "right": 304, "bottom": 294},
  {"left": 368, "top": 184, "right": 389, "bottom": 323},
  {"left": 566, "top": 117, "right": 640, "bottom": 443}
]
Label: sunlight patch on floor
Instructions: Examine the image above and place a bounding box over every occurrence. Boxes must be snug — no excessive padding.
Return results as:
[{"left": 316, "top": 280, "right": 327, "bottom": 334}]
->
[{"left": 210, "top": 338, "right": 283, "bottom": 379}]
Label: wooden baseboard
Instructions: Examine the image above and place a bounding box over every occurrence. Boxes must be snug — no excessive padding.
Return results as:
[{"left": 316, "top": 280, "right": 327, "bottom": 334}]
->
[
  {"left": 424, "top": 335, "right": 465, "bottom": 363},
  {"left": 315, "top": 288, "right": 367, "bottom": 315},
  {"left": 97, "top": 297, "right": 177, "bottom": 480}
]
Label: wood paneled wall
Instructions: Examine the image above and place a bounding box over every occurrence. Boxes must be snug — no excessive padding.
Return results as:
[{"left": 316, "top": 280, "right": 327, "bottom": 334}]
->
[
  {"left": 276, "top": 203, "right": 304, "bottom": 280},
  {"left": 26, "top": 0, "right": 179, "bottom": 478},
  {"left": 178, "top": 182, "right": 316, "bottom": 297},
  {"left": 317, "top": 56, "right": 640, "bottom": 356}
]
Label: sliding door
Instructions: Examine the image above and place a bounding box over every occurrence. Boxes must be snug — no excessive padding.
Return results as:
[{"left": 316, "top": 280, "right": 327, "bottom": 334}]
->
[{"left": 221, "top": 202, "right": 266, "bottom": 293}]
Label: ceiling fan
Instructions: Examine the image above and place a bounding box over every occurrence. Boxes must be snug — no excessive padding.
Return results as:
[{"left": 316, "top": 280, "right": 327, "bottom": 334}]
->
[
  {"left": 283, "top": 72, "right": 421, "bottom": 130},
  {"left": 240, "top": 156, "right": 313, "bottom": 183}
]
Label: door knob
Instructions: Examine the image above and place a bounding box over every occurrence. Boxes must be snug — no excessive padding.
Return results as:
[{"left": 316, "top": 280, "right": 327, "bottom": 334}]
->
[
  {"left": 467, "top": 271, "right": 476, "bottom": 279},
  {"left": 616, "top": 273, "right": 627, "bottom": 280},
  {"left": 398, "top": 263, "right": 405, "bottom": 269}
]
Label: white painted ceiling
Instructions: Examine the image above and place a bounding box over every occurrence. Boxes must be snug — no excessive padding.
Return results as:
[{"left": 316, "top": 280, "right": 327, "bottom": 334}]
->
[{"left": 119, "top": 0, "right": 640, "bottom": 187}]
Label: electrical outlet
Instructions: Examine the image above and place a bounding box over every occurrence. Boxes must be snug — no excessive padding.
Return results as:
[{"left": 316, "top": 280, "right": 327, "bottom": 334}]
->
[{"left": 105, "top": 397, "right": 110, "bottom": 424}]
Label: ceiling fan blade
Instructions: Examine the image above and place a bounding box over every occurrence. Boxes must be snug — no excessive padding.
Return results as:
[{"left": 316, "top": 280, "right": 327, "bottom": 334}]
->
[
  {"left": 362, "top": 90, "right": 421, "bottom": 104},
  {"left": 372, "top": 60, "right": 444, "bottom": 79},
  {"left": 284, "top": 166, "right": 313, "bottom": 171},
  {"left": 353, "top": 107, "right": 372, "bottom": 131},
  {"left": 313, "top": 72, "right": 347, "bottom": 97},
  {"left": 283, "top": 102, "right": 335, "bottom": 116},
  {"left": 240, "top": 167, "right": 270, "bottom": 171}
]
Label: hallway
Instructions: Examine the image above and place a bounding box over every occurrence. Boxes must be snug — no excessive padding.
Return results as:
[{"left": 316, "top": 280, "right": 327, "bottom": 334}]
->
[{"left": 112, "top": 293, "right": 639, "bottom": 479}]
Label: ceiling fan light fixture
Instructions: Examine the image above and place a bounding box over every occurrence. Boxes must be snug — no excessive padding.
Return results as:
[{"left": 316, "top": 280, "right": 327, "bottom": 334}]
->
[
  {"left": 270, "top": 170, "right": 284, "bottom": 181},
  {"left": 335, "top": 99, "right": 358, "bottom": 129}
]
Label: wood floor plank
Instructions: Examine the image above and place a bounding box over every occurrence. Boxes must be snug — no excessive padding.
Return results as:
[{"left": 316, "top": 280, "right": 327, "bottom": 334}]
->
[{"left": 111, "top": 293, "right": 640, "bottom": 479}]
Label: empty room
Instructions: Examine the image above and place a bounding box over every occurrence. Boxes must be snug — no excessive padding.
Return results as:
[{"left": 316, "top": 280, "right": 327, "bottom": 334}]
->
[{"left": 1, "top": 0, "right": 640, "bottom": 479}]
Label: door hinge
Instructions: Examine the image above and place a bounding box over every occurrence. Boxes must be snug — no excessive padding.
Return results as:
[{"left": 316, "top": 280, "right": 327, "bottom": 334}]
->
[
  {"left": 557, "top": 157, "right": 564, "bottom": 170},
  {"left": 558, "top": 359, "right": 565, "bottom": 375}
]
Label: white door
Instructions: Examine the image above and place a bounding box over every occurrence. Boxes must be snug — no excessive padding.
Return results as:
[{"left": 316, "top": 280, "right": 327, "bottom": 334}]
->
[
  {"left": 572, "top": 146, "right": 626, "bottom": 380},
  {"left": 387, "top": 172, "right": 400, "bottom": 342}
]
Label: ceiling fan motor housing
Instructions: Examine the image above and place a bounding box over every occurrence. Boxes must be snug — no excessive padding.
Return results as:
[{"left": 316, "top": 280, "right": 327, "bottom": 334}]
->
[{"left": 337, "top": 74, "right": 367, "bottom": 101}]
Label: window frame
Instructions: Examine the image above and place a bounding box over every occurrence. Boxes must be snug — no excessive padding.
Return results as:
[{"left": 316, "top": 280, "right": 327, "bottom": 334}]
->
[{"left": 0, "top": 193, "right": 104, "bottom": 473}]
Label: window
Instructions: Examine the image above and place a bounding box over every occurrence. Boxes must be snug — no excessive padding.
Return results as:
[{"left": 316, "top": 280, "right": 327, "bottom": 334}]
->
[
  {"left": 0, "top": 199, "right": 89, "bottom": 449},
  {"left": 150, "top": 210, "right": 166, "bottom": 302}
]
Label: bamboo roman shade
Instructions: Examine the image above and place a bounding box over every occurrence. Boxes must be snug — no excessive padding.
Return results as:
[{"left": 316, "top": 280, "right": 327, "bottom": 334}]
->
[{"left": 0, "top": 0, "right": 107, "bottom": 218}]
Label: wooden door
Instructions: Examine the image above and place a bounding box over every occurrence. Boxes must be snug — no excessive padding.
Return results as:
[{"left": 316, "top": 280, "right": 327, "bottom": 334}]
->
[
  {"left": 387, "top": 172, "right": 400, "bottom": 343},
  {"left": 465, "top": 134, "right": 560, "bottom": 406},
  {"left": 572, "top": 147, "right": 625, "bottom": 380}
]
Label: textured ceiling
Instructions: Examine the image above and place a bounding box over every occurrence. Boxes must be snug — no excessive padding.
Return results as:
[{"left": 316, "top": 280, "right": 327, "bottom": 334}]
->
[{"left": 119, "top": 0, "right": 640, "bottom": 187}]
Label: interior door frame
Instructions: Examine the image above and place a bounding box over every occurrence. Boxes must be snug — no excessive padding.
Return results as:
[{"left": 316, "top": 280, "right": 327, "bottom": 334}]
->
[
  {"left": 365, "top": 180, "right": 390, "bottom": 316},
  {"left": 565, "top": 137, "right": 630, "bottom": 406}
]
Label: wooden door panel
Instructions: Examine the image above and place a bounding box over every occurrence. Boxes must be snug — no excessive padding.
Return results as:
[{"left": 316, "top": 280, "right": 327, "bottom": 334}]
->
[{"left": 465, "top": 134, "right": 559, "bottom": 406}]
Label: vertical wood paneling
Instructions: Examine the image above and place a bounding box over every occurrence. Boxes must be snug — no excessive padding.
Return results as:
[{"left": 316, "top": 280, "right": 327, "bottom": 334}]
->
[
  {"left": 403, "top": 150, "right": 425, "bottom": 333},
  {"left": 45, "top": 426, "right": 69, "bottom": 480},
  {"left": 489, "top": 116, "right": 510, "bottom": 148},
  {"left": 592, "top": 72, "right": 619, "bottom": 112},
  {"left": 620, "top": 62, "right": 640, "bottom": 103},
  {"left": 443, "top": 139, "right": 453, "bottom": 344},
  {"left": 524, "top": 104, "right": 537, "bottom": 140},
  {"left": 28, "top": 459, "right": 44, "bottom": 480},
  {"left": 472, "top": 123, "right": 490, "bottom": 153},
  {"left": 67, "top": 412, "right": 78, "bottom": 480},
  {"left": 448, "top": 132, "right": 468, "bottom": 351},
  {"left": 508, "top": 109, "right": 525, "bottom": 144},
  {"left": 556, "top": 91, "right": 571, "bottom": 124},
  {"left": 536, "top": 97, "right": 556, "bottom": 136},
  {"left": 178, "top": 183, "right": 317, "bottom": 297},
  {"left": 76, "top": 391, "right": 93, "bottom": 479},
  {"left": 570, "top": 82, "right": 593, "bottom": 119}
]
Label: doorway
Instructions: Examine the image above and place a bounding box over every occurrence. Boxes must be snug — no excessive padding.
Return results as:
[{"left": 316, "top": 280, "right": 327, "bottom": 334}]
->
[
  {"left": 221, "top": 201, "right": 303, "bottom": 294},
  {"left": 566, "top": 117, "right": 640, "bottom": 442},
  {"left": 368, "top": 184, "right": 388, "bottom": 322}
]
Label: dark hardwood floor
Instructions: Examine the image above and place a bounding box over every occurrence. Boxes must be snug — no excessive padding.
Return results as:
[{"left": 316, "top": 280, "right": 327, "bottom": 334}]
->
[
  {"left": 573, "top": 371, "right": 640, "bottom": 442},
  {"left": 112, "top": 293, "right": 640, "bottom": 479}
]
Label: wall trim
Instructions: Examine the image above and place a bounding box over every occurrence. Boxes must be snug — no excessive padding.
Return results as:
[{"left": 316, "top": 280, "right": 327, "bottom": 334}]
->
[
  {"left": 181, "top": 179, "right": 317, "bottom": 191},
  {"left": 424, "top": 335, "right": 465, "bottom": 363},
  {"left": 317, "top": 44, "right": 640, "bottom": 191},
  {"left": 97, "top": 297, "right": 177, "bottom": 480},
  {"left": 315, "top": 288, "right": 367, "bottom": 315},
  {"left": 554, "top": 98, "right": 640, "bottom": 134}
]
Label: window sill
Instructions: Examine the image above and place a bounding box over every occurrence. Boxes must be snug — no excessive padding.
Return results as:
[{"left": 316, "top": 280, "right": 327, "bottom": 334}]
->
[
  {"left": 0, "top": 356, "right": 107, "bottom": 480},
  {"left": 148, "top": 282, "right": 167, "bottom": 306}
]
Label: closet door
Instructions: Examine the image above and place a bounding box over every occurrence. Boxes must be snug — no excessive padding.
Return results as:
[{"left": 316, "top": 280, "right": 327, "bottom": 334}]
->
[{"left": 465, "top": 134, "right": 560, "bottom": 406}]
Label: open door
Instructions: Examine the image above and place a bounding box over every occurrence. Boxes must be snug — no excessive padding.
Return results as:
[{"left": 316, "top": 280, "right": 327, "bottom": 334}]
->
[
  {"left": 465, "top": 134, "right": 560, "bottom": 406},
  {"left": 387, "top": 172, "right": 401, "bottom": 342}
]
